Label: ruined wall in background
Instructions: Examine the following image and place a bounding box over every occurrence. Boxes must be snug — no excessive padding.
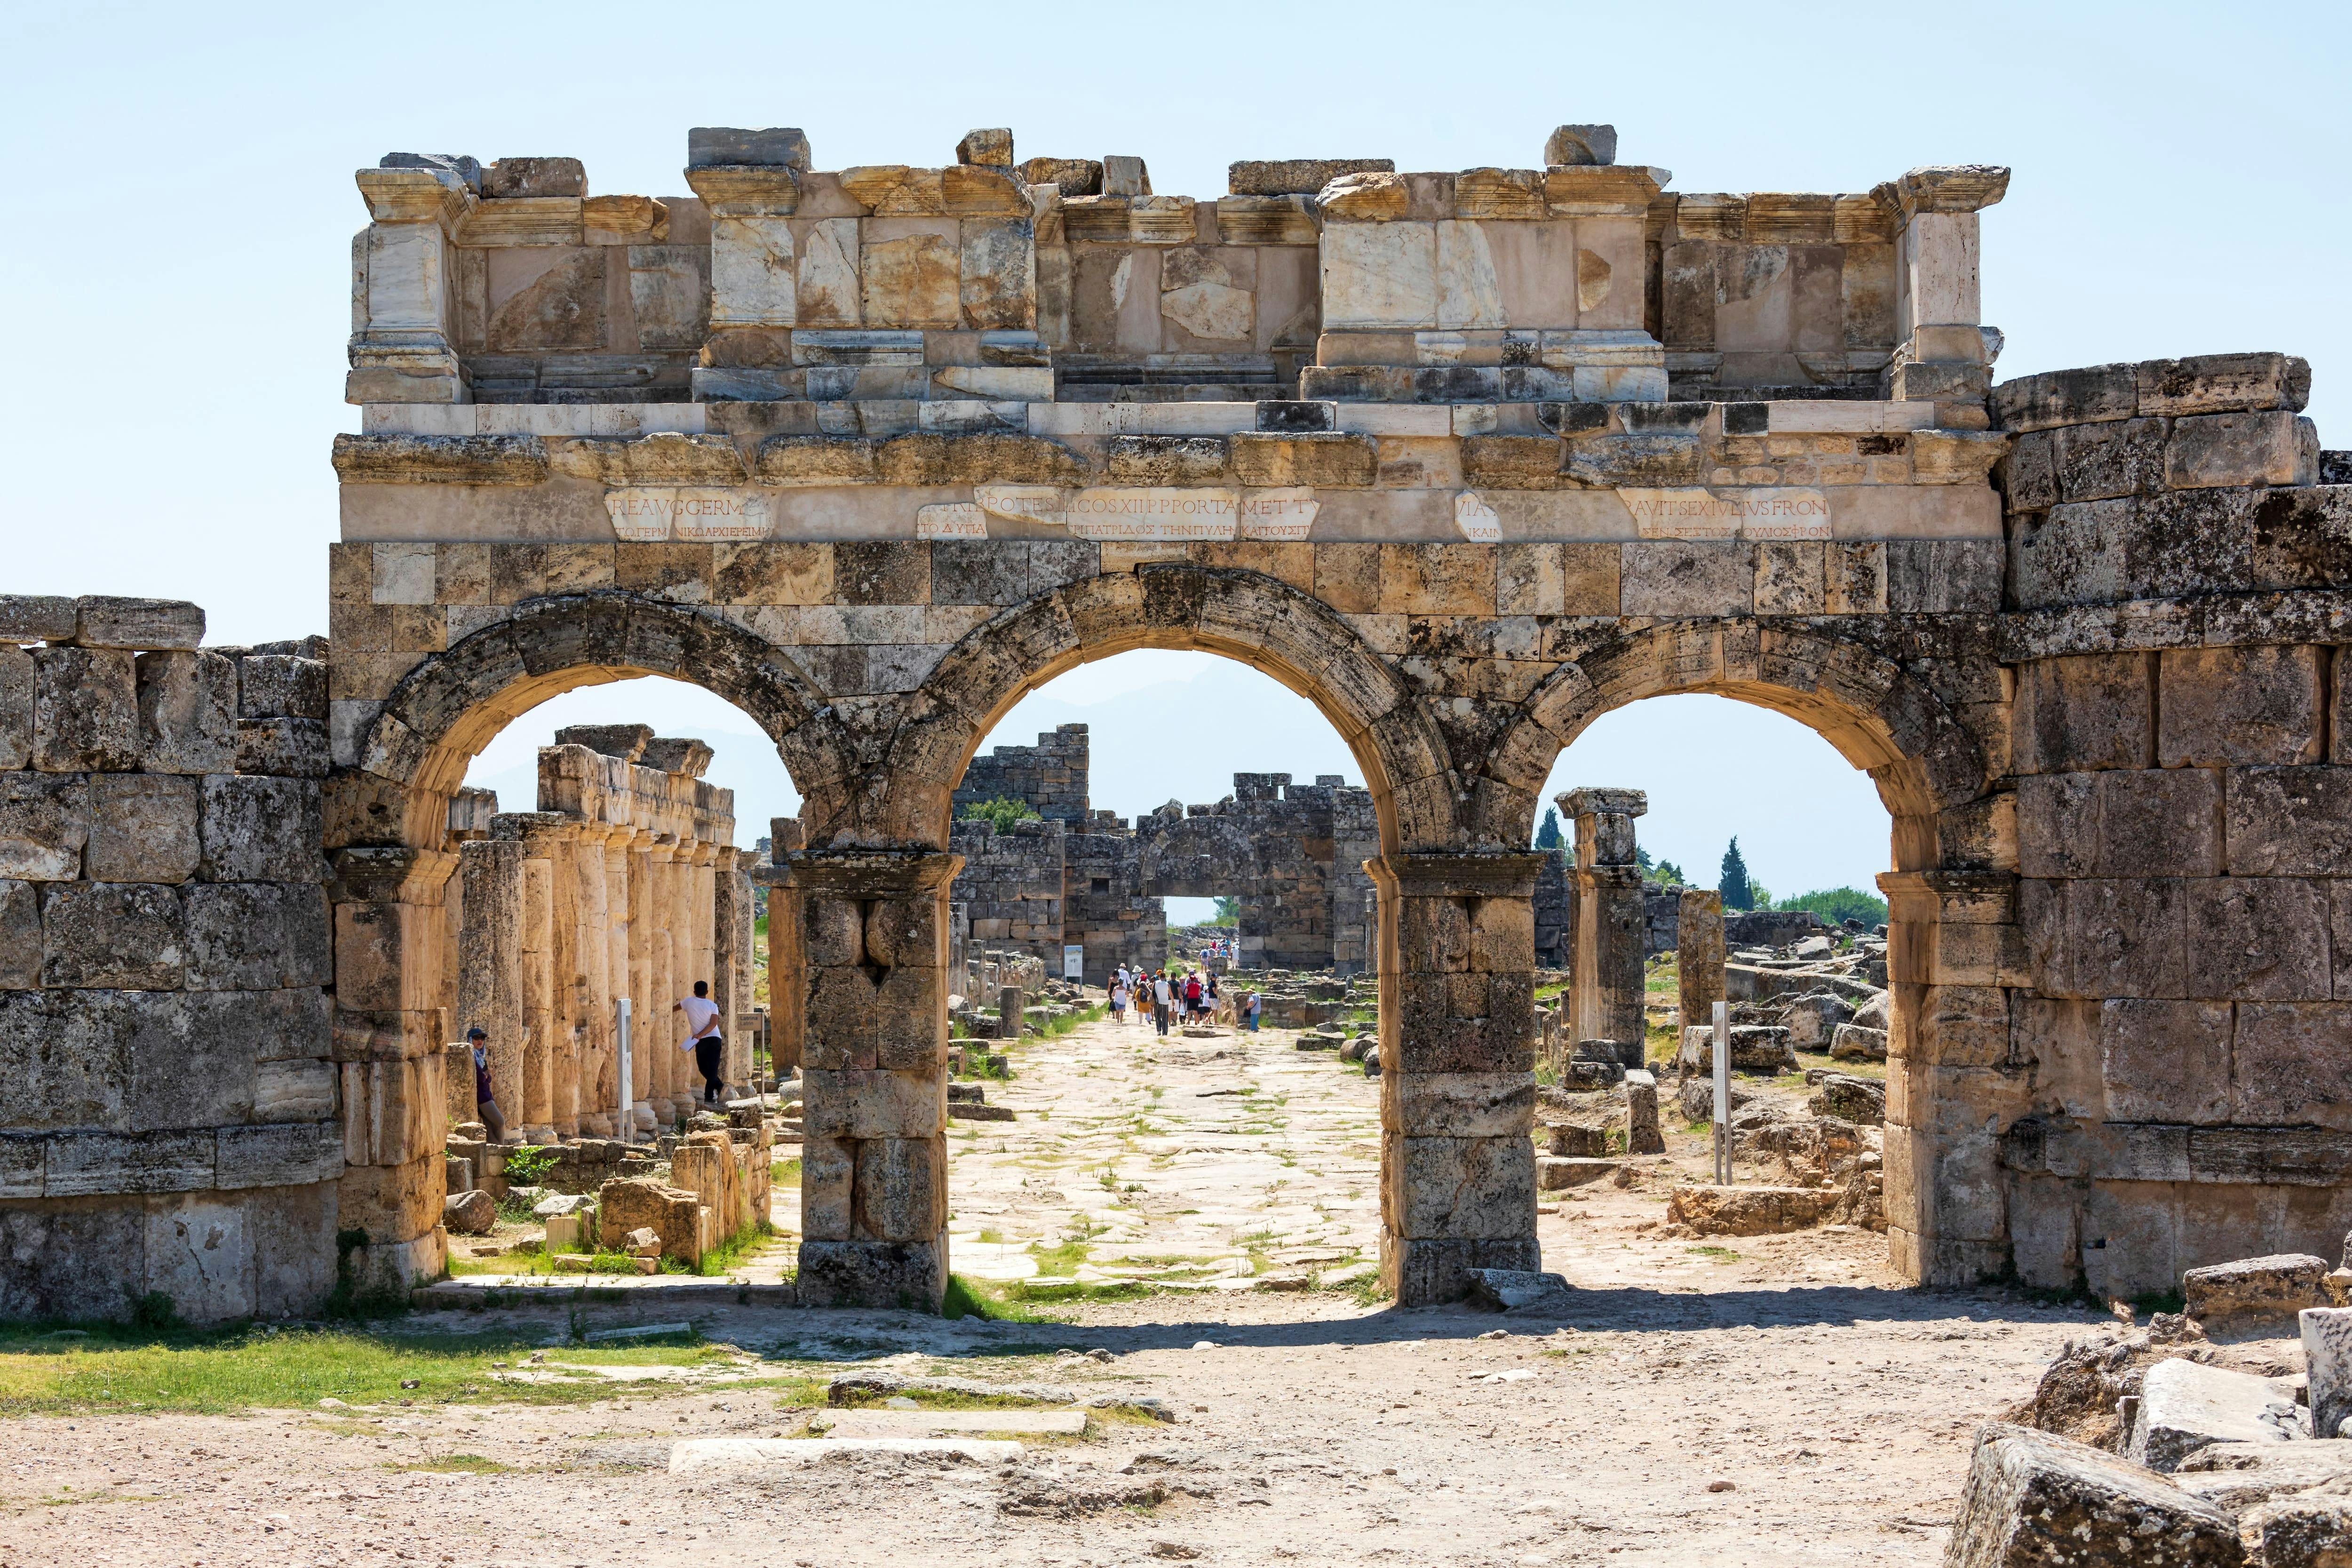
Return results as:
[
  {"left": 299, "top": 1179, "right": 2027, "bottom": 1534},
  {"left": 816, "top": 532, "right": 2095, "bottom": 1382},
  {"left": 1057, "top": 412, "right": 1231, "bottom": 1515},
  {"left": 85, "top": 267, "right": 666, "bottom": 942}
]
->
[{"left": 0, "top": 601, "right": 344, "bottom": 1321}]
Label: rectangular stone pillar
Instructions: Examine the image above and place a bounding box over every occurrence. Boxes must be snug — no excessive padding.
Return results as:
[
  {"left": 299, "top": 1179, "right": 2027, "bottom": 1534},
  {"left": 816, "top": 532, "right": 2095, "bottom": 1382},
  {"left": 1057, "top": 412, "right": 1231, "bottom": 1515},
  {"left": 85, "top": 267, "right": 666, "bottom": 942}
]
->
[
  {"left": 790, "top": 849, "right": 960, "bottom": 1311},
  {"left": 1368, "top": 852, "right": 1544, "bottom": 1306},
  {"left": 456, "top": 838, "right": 524, "bottom": 1129},
  {"left": 646, "top": 838, "right": 679, "bottom": 1122},
  {"left": 348, "top": 169, "right": 469, "bottom": 403},
  {"left": 496, "top": 812, "right": 575, "bottom": 1141},
  {"left": 755, "top": 827, "right": 803, "bottom": 1079},
  {"left": 1677, "top": 887, "right": 1724, "bottom": 1039},
  {"left": 1562, "top": 788, "right": 1649, "bottom": 1066},
  {"left": 713, "top": 848, "right": 753, "bottom": 1090},
  {"left": 330, "top": 845, "right": 459, "bottom": 1292},
  {"left": 628, "top": 834, "right": 655, "bottom": 1122},
  {"left": 604, "top": 828, "right": 641, "bottom": 1133}
]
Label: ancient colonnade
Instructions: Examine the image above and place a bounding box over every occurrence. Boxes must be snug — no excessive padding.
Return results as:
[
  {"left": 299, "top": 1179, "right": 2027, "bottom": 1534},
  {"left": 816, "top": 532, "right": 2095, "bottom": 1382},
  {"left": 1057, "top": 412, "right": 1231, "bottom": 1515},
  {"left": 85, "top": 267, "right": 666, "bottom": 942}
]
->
[{"left": 440, "top": 725, "right": 754, "bottom": 1140}]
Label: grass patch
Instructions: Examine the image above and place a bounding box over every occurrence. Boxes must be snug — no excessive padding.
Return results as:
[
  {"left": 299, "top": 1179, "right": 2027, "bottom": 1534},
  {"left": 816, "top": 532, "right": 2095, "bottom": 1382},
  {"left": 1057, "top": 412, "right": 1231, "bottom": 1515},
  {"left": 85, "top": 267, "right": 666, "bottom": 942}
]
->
[
  {"left": 771, "top": 1156, "right": 802, "bottom": 1185},
  {"left": 0, "top": 1322, "right": 740, "bottom": 1417},
  {"left": 385, "top": 1453, "right": 513, "bottom": 1474},
  {"left": 941, "top": 1275, "right": 1064, "bottom": 1323},
  {"left": 1685, "top": 1245, "right": 1742, "bottom": 1264},
  {"left": 693, "top": 1222, "right": 779, "bottom": 1278},
  {"left": 1027, "top": 1239, "right": 1091, "bottom": 1278}
]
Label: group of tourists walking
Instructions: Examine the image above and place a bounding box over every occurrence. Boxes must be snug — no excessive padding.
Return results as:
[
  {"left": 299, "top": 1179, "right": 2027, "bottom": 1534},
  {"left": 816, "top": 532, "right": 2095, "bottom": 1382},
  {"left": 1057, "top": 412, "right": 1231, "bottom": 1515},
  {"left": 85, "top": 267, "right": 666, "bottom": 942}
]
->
[{"left": 1105, "top": 963, "right": 1261, "bottom": 1035}]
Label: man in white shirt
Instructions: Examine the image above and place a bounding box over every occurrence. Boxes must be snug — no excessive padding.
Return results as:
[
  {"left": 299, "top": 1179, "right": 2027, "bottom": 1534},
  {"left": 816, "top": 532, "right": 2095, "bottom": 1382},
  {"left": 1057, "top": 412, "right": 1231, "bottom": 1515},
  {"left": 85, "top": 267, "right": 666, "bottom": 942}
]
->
[
  {"left": 672, "top": 980, "right": 725, "bottom": 1105},
  {"left": 1151, "top": 972, "right": 1173, "bottom": 1036}
]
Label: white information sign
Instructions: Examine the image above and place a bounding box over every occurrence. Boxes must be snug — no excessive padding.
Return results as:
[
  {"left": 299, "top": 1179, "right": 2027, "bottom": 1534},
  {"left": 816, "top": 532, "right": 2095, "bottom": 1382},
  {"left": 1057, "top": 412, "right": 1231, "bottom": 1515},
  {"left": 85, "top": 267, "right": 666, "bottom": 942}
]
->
[
  {"left": 603, "top": 488, "right": 771, "bottom": 542},
  {"left": 1062, "top": 944, "right": 1085, "bottom": 980},
  {"left": 1619, "top": 487, "right": 1831, "bottom": 541}
]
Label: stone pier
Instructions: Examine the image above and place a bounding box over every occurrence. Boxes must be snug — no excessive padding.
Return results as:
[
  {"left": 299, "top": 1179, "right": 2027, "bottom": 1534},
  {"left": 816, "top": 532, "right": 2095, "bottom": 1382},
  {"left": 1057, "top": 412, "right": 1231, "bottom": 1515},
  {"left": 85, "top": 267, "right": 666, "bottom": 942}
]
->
[{"left": 1563, "top": 788, "right": 1650, "bottom": 1066}]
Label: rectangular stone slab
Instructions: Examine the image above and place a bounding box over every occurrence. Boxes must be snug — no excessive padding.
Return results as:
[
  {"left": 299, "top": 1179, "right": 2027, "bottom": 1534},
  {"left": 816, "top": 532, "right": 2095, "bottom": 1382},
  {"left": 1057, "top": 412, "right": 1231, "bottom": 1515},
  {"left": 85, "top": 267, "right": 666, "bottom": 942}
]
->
[
  {"left": 668, "top": 1437, "right": 1023, "bottom": 1474},
  {"left": 818, "top": 1408, "right": 1086, "bottom": 1436}
]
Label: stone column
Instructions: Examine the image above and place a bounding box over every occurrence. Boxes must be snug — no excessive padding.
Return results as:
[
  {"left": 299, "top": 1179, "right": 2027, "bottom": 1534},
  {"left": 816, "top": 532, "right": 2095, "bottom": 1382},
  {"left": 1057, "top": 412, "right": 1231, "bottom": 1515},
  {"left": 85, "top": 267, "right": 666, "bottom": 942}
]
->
[
  {"left": 791, "top": 849, "right": 960, "bottom": 1310},
  {"left": 628, "top": 832, "right": 656, "bottom": 1123},
  {"left": 330, "top": 845, "right": 460, "bottom": 1291},
  {"left": 1562, "top": 788, "right": 1650, "bottom": 1067},
  {"left": 691, "top": 842, "right": 720, "bottom": 1082},
  {"left": 711, "top": 848, "right": 748, "bottom": 1091},
  {"left": 602, "top": 826, "right": 639, "bottom": 1134},
  {"left": 496, "top": 812, "right": 577, "bottom": 1142},
  {"left": 644, "top": 836, "right": 679, "bottom": 1123},
  {"left": 1677, "top": 888, "right": 1725, "bottom": 1041},
  {"left": 1367, "top": 852, "right": 1544, "bottom": 1306},
  {"left": 456, "top": 837, "right": 524, "bottom": 1130},
  {"left": 571, "top": 823, "right": 614, "bottom": 1136}
]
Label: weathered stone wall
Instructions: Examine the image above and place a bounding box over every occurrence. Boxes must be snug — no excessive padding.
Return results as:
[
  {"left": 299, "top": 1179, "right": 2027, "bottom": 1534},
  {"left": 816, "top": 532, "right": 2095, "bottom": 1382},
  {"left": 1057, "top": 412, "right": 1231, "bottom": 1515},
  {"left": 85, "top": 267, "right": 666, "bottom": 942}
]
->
[
  {"left": 0, "top": 599, "right": 343, "bottom": 1322},
  {"left": 1947, "top": 351, "right": 2352, "bottom": 1300},
  {"left": 951, "top": 722, "right": 1089, "bottom": 822},
  {"left": 948, "top": 816, "right": 1064, "bottom": 955},
  {"left": 1062, "top": 820, "right": 1163, "bottom": 984}
]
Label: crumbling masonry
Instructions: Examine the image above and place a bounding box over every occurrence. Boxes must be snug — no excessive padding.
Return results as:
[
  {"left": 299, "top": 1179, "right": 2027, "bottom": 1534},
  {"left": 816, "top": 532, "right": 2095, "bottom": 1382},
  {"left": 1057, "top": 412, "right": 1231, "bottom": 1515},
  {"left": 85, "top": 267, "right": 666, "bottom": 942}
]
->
[
  {"left": 946, "top": 723, "right": 1378, "bottom": 980},
  {"left": 2, "top": 120, "right": 2350, "bottom": 1320}
]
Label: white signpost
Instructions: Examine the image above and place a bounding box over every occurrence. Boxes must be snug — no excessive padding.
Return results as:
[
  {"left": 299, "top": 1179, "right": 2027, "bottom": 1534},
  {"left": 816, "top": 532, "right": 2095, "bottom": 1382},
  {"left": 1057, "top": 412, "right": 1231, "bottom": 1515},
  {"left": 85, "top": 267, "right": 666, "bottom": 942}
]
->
[
  {"left": 1063, "top": 944, "right": 1085, "bottom": 981},
  {"left": 616, "top": 996, "right": 634, "bottom": 1142}
]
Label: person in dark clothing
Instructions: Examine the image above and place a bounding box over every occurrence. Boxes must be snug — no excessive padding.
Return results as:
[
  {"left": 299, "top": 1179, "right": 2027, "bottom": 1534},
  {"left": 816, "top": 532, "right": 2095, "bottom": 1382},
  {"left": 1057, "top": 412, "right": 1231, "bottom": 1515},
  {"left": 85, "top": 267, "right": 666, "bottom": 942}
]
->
[
  {"left": 673, "top": 980, "right": 726, "bottom": 1104},
  {"left": 467, "top": 1026, "right": 506, "bottom": 1142}
]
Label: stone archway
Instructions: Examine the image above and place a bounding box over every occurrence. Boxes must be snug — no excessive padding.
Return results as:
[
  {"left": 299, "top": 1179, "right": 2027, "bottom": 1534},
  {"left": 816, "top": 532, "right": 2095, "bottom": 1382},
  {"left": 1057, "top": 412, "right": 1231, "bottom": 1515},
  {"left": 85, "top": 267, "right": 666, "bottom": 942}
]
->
[
  {"left": 1471, "top": 619, "right": 2009, "bottom": 1284},
  {"left": 328, "top": 591, "right": 839, "bottom": 1289},
  {"left": 767, "top": 564, "right": 1552, "bottom": 1307}
]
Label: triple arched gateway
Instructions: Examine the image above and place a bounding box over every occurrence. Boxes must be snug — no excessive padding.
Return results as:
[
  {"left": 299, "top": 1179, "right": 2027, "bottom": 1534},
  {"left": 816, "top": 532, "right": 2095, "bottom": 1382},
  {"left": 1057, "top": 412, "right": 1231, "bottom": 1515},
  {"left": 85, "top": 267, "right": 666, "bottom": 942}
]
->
[{"left": 4, "top": 125, "right": 2346, "bottom": 1319}]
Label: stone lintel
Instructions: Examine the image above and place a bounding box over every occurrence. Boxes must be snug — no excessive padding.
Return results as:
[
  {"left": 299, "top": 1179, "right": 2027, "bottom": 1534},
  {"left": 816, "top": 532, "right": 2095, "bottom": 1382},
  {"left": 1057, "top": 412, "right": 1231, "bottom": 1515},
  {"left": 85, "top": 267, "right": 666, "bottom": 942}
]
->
[
  {"left": 683, "top": 164, "right": 802, "bottom": 215},
  {"left": 1877, "top": 165, "right": 2011, "bottom": 219},
  {"left": 355, "top": 167, "right": 474, "bottom": 228},
  {"left": 491, "top": 810, "right": 577, "bottom": 853}
]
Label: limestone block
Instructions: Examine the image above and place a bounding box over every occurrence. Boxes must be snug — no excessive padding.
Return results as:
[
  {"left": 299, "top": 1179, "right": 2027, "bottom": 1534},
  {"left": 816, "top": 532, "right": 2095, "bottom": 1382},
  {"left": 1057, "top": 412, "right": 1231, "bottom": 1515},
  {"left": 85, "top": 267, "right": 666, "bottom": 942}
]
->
[
  {"left": 0, "top": 987, "right": 141, "bottom": 1130},
  {"left": 0, "top": 878, "right": 34, "bottom": 987},
  {"left": 959, "top": 220, "right": 1036, "bottom": 330},
  {"left": 141, "top": 1197, "right": 256, "bottom": 1323},
  {"left": 0, "top": 595, "right": 78, "bottom": 644},
  {"left": 708, "top": 215, "right": 796, "bottom": 329},
  {"left": 2126, "top": 1357, "right": 2303, "bottom": 1472},
  {"left": 1230, "top": 433, "right": 1377, "bottom": 487},
  {"left": 2232, "top": 1003, "right": 2352, "bottom": 1129},
  {"left": 690, "top": 127, "right": 811, "bottom": 170},
  {"left": 2165, "top": 411, "right": 2315, "bottom": 490},
  {"left": 2010, "top": 654, "right": 2152, "bottom": 774},
  {"left": 41, "top": 882, "right": 183, "bottom": 988},
  {"left": 130, "top": 650, "right": 238, "bottom": 775},
  {"left": 237, "top": 653, "right": 328, "bottom": 721},
  {"left": 72, "top": 597, "right": 203, "bottom": 651},
  {"left": 596, "top": 1176, "right": 703, "bottom": 1260},
  {"left": 340, "top": 1054, "right": 445, "bottom": 1167},
  {"left": 481, "top": 157, "right": 584, "bottom": 199},
  {"left": 626, "top": 245, "right": 711, "bottom": 349},
  {"left": 33, "top": 646, "right": 137, "bottom": 772},
  {"left": 2224, "top": 766, "right": 2352, "bottom": 876},
  {"left": 1321, "top": 221, "right": 1437, "bottom": 329},
  {"left": 199, "top": 775, "right": 326, "bottom": 883},
  {"left": 235, "top": 717, "right": 331, "bottom": 778},
  {"left": 1619, "top": 541, "right": 1752, "bottom": 616},
  {"left": 2046, "top": 417, "right": 2166, "bottom": 501},
  {"left": 2305, "top": 1306, "right": 2352, "bottom": 1441},
  {"left": 2157, "top": 645, "right": 2322, "bottom": 767},
  {"left": 1383, "top": 1132, "right": 1536, "bottom": 1240},
  {"left": 1568, "top": 434, "right": 1703, "bottom": 487},
  {"left": 1625, "top": 1069, "right": 1665, "bottom": 1154},
  {"left": 2251, "top": 1495, "right": 2352, "bottom": 1568},
  {"left": 853, "top": 1136, "right": 946, "bottom": 1242},
  {"left": 0, "top": 646, "right": 30, "bottom": 771},
  {"left": 801, "top": 1134, "right": 853, "bottom": 1241},
  {"left": 217, "top": 1120, "right": 343, "bottom": 1189},
  {"left": 2185, "top": 878, "right": 2330, "bottom": 1001},
  {"left": 1665, "top": 1185, "right": 1838, "bottom": 1235},
  {"left": 340, "top": 1154, "right": 444, "bottom": 1242},
  {"left": 2100, "top": 999, "right": 2233, "bottom": 1123},
  {"left": 42, "top": 1128, "right": 215, "bottom": 1197},
  {"left": 795, "top": 1237, "right": 945, "bottom": 1309},
  {"left": 83, "top": 773, "right": 199, "bottom": 884},
  {"left": 185, "top": 883, "right": 331, "bottom": 990},
  {"left": 862, "top": 232, "right": 961, "bottom": 328},
  {"left": 803, "top": 1067, "right": 946, "bottom": 1139},
  {"left": 2132, "top": 351, "right": 2309, "bottom": 417},
  {"left": 253, "top": 1058, "right": 337, "bottom": 1122},
  {"left": 2179, "top": 1253, "right": 2329, "bottom": 1325},
  {"left": 1378, "top": 1071, "right": 1535, "bottom": 1137},
  {"left": 1231, "top": 158, "right": 1391, "bottom": 195}
]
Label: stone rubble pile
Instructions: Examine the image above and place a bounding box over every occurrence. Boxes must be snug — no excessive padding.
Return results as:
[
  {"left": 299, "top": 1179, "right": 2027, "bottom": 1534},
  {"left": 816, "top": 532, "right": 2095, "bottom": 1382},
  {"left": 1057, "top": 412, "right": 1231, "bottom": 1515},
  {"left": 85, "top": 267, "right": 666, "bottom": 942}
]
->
[{"left": 1971, "top": 1244, "right": 2352, "bottom": 1565}]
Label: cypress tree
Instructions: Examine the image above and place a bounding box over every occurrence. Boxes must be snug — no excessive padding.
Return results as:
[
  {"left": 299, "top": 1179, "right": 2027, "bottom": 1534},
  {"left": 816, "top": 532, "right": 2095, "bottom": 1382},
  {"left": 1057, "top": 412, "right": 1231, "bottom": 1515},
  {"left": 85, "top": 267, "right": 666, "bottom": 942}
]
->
[
  {"left": 1719, "top": 837, "right": 1754, "bottom": 911},
  {"left": 1534, "top": 806, "right": 1563, "bottom": 851}
]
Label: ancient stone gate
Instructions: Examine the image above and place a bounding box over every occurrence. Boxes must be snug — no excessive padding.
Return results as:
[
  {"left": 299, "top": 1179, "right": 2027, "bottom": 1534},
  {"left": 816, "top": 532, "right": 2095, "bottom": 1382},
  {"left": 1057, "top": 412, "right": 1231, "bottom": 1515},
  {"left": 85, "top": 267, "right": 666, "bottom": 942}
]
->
[{"left": 6, "top": 122, "right": 2347, "bottom": 1320}]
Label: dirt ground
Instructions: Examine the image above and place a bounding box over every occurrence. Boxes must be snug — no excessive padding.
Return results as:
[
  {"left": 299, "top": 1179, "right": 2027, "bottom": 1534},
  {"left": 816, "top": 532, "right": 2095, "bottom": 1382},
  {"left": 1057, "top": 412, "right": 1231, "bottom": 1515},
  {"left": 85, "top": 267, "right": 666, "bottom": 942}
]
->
[{"left": 0, "top": 1011, "right": 2103, "bottom": 1568}]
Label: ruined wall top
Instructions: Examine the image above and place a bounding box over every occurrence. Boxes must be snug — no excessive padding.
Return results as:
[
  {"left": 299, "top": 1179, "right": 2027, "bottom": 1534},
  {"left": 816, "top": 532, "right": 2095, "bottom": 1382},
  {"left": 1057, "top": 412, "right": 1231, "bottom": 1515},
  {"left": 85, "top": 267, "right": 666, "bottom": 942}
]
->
[{"left": 347, "top": 121, "right": 2010, "bottom": 412}]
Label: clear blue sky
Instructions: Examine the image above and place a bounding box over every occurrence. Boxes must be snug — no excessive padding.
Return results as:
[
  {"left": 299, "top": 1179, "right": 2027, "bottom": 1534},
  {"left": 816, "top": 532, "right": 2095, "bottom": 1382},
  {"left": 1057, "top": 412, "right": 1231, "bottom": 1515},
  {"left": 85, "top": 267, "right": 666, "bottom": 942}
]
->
[{"left": 8, "top": 2, "right": 2342, "bottom": 890}]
